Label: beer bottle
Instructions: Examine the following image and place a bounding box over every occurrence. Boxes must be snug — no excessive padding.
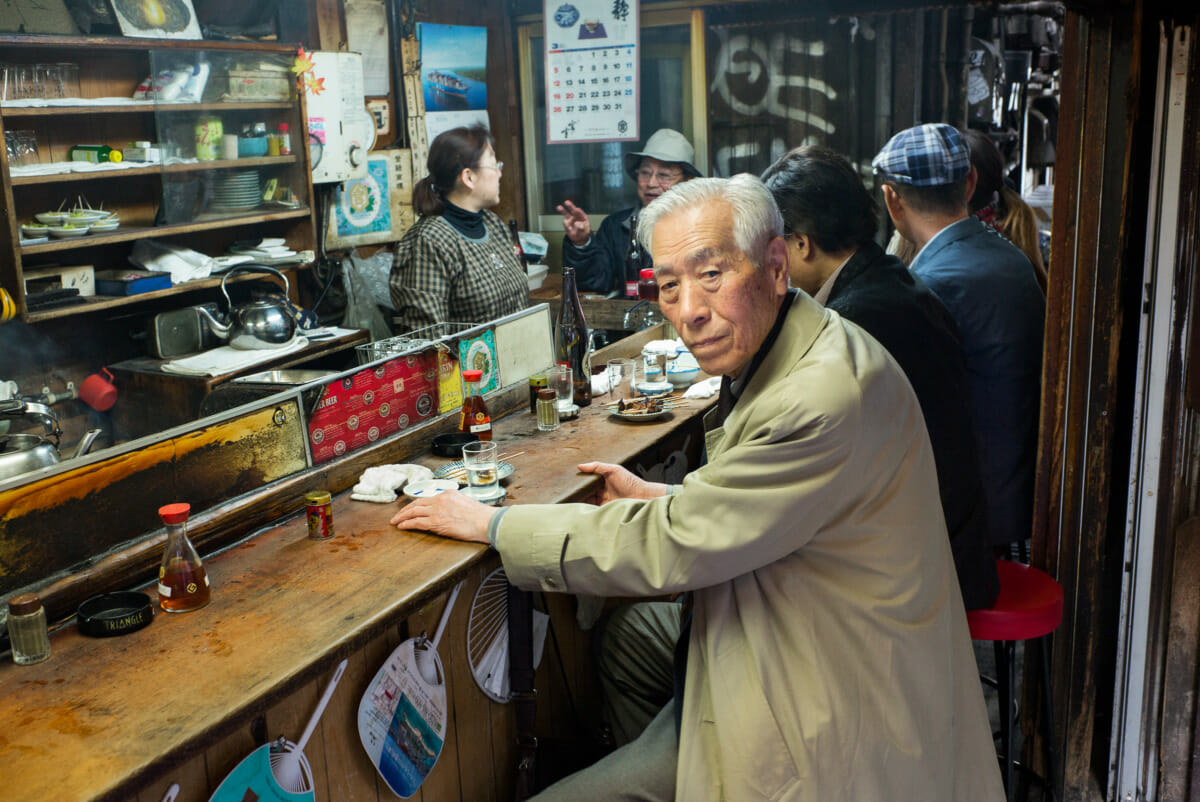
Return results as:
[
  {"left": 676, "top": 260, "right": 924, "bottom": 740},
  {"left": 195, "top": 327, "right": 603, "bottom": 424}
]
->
[{"left": 555, "top": 266, "right": 592, "bottom": 407}]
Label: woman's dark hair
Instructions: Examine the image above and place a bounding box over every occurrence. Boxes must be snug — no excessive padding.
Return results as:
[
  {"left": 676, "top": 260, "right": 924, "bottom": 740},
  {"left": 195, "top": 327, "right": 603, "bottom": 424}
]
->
[
  {"left": 760, "top": 145, "right": 879, "bottom": 253},
  {"left": 412, "top": 124, "right": 496, "bottom": 216},
  {"left": 963, "top": 128, "right": 1006, "bottom": 215}
]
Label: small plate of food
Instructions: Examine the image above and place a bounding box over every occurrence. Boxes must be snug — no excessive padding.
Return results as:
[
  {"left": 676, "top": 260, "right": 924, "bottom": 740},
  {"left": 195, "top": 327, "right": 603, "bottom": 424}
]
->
[
  {"left": 48, "top": 223, "right": 91, "bottom": 238},
  {"left": 610, "top": 395, "right": 673, "bottom": 422}
]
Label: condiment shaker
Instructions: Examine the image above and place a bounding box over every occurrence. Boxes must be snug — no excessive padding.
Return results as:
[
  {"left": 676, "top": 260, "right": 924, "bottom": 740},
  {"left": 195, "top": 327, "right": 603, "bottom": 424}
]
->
[{"left": 7, "top": 593, "right": 51, "bottom": 665}]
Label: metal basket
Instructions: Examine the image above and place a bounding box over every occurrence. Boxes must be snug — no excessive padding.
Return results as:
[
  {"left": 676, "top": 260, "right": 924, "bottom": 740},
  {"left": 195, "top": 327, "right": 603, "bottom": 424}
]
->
[{"left": 355, "top": 322, "right": 478, "bottom": 365}]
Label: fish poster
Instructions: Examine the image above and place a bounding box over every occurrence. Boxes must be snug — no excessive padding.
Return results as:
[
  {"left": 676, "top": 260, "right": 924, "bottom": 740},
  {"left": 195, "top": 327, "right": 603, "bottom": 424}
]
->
[
  {"left": 544, "top": 0, "right": 640, "bottom": 143},
  {"left": 417, "top": 24, "right": 491, "bottom": 143}
]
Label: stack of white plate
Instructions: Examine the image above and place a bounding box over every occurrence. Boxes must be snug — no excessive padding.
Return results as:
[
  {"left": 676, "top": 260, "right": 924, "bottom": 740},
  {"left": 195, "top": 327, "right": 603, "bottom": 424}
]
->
[{"left": 210, "top": 170, "right": 261, "bottom": 212}]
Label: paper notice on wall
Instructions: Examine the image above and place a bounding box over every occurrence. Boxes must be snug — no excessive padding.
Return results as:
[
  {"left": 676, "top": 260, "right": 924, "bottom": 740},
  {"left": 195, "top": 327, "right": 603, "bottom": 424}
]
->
[
  {"left": 544, "top": 0, "right": 639, "bottom": 143},
  {"left": 345, "top": 0, "right": 392, "bottom": 96}
]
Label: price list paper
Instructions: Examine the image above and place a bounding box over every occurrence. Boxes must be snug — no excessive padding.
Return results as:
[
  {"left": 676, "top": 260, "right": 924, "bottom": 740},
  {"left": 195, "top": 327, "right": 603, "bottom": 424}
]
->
[{"left": 544, "top": 0, "right": 640, "bottom": 143}]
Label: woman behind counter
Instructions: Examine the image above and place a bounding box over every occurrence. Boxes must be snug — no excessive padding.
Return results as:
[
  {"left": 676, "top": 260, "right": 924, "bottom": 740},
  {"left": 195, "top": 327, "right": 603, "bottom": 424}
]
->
[{"left": 390, "top": 125, "right": 530, "bottom": 333}]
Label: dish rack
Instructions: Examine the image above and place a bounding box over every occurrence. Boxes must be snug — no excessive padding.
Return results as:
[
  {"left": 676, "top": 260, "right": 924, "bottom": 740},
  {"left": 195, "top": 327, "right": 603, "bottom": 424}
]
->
[{"left": 355, "top": 322, "right": 478, "bottom": 365}]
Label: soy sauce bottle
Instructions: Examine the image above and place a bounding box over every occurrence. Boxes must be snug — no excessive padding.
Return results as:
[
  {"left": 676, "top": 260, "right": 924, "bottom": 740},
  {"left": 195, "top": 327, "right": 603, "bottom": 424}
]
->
[
  {"left": 157, "top": 503, "right": 211, "bottom": 613},
  {"left": 459, "top": 369, "right": 493, "bottom": 440}
]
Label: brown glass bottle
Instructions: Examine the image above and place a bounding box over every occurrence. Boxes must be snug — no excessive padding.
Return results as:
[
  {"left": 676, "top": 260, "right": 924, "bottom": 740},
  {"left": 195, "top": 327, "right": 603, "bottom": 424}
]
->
[
  {"left": 157, "top": 503, "right": 211, "bottom": 613},
  {"left": 555, "top": 266, "right": 592, "bottom": 407},
  {"left": 458, "top": 369, "right": 493, "bottom": 440}
]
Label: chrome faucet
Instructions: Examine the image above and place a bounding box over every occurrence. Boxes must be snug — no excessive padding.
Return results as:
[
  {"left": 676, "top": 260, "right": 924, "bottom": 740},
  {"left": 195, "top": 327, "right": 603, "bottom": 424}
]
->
[{"left": 623, "top": 300, "right": 649, "bottom": 329}]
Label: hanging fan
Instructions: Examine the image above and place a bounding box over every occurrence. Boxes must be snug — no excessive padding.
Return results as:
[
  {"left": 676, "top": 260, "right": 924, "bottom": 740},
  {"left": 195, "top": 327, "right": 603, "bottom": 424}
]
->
[{"left": 465, "top": 567, "right": 549, "bottom": 703}]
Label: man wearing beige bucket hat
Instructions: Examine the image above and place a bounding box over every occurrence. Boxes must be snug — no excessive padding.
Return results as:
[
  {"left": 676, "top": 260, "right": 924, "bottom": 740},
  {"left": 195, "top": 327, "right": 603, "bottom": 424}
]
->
[{"left": 557, "top": 128, "right": 700, "bottom": 295}]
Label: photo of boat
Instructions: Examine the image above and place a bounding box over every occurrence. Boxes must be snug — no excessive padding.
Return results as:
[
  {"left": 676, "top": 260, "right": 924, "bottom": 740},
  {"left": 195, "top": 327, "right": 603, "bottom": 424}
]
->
[{"left": 426, "top": 70, "right": 468, "bottom": 101}]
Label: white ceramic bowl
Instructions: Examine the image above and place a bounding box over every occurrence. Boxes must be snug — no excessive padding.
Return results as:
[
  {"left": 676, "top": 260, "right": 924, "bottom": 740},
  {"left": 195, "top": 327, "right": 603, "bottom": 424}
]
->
[
  {"left": 403, "top": 479, "right": 459, "bottom": 499},
  {"left": 35, "top": 212, "right": 65, "bottom": 224},
  {"left": 20, "top": 223, "right": 50, "bottom": 237},
  {"left": 66, "top": 210, "right": 111, "bottom": 223},
  {"left": 48, "top": 224, "right": 90, "bottom": 238},
  {"left": 89, "top": 220, "right": 120, "bottom": 233},
  {"left": 635, "top": 380, "right": 672, "bottom": 396},
  {"left": 666, "top": 366, "right": 699, "bottom": 387}
]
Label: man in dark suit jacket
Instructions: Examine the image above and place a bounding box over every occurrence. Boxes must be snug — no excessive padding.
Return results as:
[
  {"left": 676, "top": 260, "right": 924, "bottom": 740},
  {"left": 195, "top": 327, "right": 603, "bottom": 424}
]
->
[{"left": 762, "top": 145, "right": 998, "bottom": 610}]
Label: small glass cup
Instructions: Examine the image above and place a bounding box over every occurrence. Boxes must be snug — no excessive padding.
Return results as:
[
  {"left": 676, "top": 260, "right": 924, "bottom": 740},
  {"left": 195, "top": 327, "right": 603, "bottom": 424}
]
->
[
  {"left": 536, "top": 388, "right": 560, "bottom": 431},
  {"left": 56, "top": 63, "right": 80, "bottom": 99},
  {"left": 461, "top": 440, "right": 499, "bottom": 500},
  {"left": 606, "top": 358, "right": 636, "bottom": 401},
  {"left": 549, "top": 365, "right": 574, "bottom": 413}
]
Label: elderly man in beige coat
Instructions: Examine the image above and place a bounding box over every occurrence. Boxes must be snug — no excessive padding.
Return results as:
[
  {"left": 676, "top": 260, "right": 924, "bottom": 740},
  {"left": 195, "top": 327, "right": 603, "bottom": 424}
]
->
[{"left": 392, "top": 175, "right": 1003, "bottom": 801}]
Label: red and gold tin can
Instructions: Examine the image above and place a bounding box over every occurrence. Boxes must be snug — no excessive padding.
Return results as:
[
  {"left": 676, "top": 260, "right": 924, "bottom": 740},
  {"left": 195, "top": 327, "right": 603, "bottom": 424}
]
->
[{"left": 305, "top": 491, "right": 334, "bottom": 540}]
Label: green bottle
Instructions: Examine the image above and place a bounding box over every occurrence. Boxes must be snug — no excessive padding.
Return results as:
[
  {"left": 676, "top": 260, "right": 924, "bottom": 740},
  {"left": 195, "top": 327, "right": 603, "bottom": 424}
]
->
[{"left": 67, "top": 145, "right": 123, "bottom": 164}]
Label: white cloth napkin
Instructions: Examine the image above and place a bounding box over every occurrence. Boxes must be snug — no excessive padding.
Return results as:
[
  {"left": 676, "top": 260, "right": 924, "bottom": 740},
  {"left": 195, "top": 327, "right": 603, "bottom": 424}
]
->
[
  {"left": 161, "top": 336, "right": 309, "bottom": 376},
  {"left": 591, "top": 370, "right": 612, "bottom": 396},
  {"left": 683, "top": 376, "right": 721, "bottom": 399},
  {"left": 642, "top": 339, "right": 682, "bottom": 357},
  {"left": 351, "top": 464, "right": 434, "bottom": 503}
]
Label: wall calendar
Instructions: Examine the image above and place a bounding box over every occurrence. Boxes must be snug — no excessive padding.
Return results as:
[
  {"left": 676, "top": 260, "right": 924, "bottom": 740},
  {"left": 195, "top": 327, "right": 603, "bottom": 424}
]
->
[{"left": 543, "top": 0, "right": 640, "bottom": 144}]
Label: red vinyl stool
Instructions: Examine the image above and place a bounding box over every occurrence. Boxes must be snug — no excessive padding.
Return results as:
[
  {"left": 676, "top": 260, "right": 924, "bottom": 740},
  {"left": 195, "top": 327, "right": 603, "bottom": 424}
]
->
[{"left": 967, "top": 560, "right": 1064, "bottom": 802}]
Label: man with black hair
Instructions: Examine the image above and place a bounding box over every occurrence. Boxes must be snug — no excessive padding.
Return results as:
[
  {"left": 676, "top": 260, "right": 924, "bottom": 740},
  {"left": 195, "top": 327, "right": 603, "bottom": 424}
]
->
[
  {"left": 873, "top": 123, "right": 1045, "bottom": 551},
  {"left": 761, "top": 144, "right": 998, "bottom": 609}
]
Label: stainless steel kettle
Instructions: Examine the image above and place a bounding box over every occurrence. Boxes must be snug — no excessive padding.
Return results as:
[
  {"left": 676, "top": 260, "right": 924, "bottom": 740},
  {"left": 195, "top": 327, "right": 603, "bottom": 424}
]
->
[{"left": 196, "top": 265, "right": 297, "bottom": 350}]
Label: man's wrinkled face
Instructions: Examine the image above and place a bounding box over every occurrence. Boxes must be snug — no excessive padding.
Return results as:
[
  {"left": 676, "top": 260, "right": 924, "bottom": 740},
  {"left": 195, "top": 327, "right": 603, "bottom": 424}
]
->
[
  {"left": 635, "top": 157, "right": 686, "bottom": 208},
  {"left": 650, "top": 202, "right": 789, "bottom": 378}
]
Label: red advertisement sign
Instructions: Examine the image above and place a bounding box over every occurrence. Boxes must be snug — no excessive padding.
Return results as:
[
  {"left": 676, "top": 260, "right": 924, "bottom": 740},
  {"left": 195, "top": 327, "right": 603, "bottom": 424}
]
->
[{"left": 307, "top": 353, "right": 439, "bottom": 464}]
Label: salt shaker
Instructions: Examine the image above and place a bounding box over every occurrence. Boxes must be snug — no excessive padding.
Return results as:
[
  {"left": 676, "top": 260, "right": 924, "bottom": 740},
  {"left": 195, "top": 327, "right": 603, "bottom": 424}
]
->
[{"left": 7, "top": 593, "right": 51, "bottom": 665}]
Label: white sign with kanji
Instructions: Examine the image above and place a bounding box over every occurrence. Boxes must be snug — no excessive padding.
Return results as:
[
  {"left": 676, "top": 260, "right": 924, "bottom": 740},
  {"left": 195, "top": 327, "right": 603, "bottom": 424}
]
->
[{"left": 544, "top": 0, "right": 639, "bottom": 143}]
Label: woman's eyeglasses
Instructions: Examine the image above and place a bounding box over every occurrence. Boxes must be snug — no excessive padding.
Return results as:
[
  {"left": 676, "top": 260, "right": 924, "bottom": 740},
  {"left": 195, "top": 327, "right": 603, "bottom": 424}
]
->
[{"left": 475, "top": 161, "right": 504, "bottom": 173}]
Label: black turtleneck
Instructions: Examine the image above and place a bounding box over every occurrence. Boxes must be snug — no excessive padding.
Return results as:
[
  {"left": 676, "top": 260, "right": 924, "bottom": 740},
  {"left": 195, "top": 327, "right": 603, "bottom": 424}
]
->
[{"left": 442, "top": 201, "right": 486, "bottom": 239}]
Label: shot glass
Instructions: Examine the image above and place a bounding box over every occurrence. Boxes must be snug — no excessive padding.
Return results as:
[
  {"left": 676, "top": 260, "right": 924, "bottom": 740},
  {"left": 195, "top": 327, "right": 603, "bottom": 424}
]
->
[
  {"left": 461, "top": 441, "right": 499, "bottom": 500},
  {"left": 550, "top": 365, "right": 574, "bottom": 413},
  {"left": 606, "top": 358, "right": 636, "bottom": 401}
]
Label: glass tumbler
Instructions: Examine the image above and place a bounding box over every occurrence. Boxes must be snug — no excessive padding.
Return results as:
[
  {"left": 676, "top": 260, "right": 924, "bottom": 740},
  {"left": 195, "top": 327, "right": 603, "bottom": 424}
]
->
[
  {"left": 606, "top": 358, "right": 636, "bottom": 401},
  {"left": 549, "top": 365, "right": 574, "bottom": 414},
  {"left": 56, "top": 63, "right": 80, "bottom": 98},
  {"left": 461, "top": 441, "right": 499, "bottom": 500}
]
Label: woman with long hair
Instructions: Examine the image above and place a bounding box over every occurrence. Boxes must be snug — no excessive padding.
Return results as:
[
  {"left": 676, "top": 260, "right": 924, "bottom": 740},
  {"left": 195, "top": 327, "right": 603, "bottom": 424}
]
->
[
  {"left": 961, "top": 128, "right": 1048, "bottom": 292},
  {"left": 390, "top": 124, "right": 529, "bottom": 332}
]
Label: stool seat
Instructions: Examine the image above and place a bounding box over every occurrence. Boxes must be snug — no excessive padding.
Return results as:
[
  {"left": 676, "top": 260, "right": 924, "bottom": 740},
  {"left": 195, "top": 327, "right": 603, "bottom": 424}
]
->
[{"left": 967, "top": 560, "right": 1063, "bottom": 642}]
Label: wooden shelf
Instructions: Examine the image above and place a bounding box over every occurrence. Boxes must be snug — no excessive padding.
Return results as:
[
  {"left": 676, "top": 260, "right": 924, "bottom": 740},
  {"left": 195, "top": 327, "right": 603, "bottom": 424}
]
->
[
  {"left": 20, "top": 208, "right": 311, "bottom": 254},
  {"left": 25, "top": 266, "right": 305, "bottom": 322},
  {"left": 12, "top": 156, "right": 300, "bottom": 185},
  {"left": 2, "top": 101, "right": 294, "bottom": 117},
  {"left": 0, "top": 34, "right": 299, "bottom": 53}
]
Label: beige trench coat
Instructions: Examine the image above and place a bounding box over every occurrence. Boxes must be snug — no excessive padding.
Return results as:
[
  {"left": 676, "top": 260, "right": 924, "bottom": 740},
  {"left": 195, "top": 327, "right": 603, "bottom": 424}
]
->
[{"left": 497, "top": 292, "right": 1004, "bottom": 801}]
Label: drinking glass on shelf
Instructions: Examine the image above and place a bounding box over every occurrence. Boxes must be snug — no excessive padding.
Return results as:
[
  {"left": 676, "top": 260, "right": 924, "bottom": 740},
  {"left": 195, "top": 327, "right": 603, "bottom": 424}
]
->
[
  {"left": 0, "top": 64, "right": 12, "bottom": 101},
  {"left": 549, "top": 365, "right": 574, "bottom": 413},
  {"left": 461, "top": 441, "right": 499, "bottom": 501},
  {"left": 5, "top": 130, "right": 39, "bottom": 167},
  {"left": 606, "top": 358, "right": 636, "bottom": 401},
  {"left": 56, "top": 63, "right": 80, "bottom": 98},
  {"left": 13, "top": 65, "right": 41, "bottom": 99},
  {"left": 35, "top": 65, "right": 60, "bottom": 99}
]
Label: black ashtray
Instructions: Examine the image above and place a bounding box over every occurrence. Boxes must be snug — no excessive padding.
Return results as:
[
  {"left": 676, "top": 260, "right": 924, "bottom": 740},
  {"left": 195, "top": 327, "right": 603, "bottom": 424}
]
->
[
  {"left": 432, "top": 432, "right": 479, "bottom": 458},
  {"left": 77, "top": 591, "right": 154, "bottom": 638}
]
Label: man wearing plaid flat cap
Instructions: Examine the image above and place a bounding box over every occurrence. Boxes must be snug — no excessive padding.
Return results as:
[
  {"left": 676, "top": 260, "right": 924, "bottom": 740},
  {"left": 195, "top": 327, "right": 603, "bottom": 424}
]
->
[{"left": 874, "top": 123, "right": 1046, "bottom": 552}]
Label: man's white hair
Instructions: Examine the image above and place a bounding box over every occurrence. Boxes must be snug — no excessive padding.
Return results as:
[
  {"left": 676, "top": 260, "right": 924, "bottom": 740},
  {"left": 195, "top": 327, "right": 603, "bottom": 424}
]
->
[{"left": 636, "top": 174, "right": 784, "bottom": 266}]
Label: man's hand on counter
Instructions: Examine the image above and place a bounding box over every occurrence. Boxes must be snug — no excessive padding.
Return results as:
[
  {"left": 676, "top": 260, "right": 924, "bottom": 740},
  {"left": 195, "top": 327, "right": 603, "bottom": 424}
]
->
[
  {"left": 557, "top": 200, "right": 593, "bottom": 247},
  {"left": 390, "top": 491, "right": 496, "bottom": 544},
  {"left": 578, "top": 462, "right": 669, "bottom": 504}
]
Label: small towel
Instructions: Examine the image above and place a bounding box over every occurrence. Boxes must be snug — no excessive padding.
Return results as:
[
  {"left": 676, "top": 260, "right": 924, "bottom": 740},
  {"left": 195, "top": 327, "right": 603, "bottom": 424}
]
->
[
  {"left": 161, "top": 336, "right": 309, "bottom": 376},
  {"left": 591, "top": 371, "right": 612, "bottom": 396},
  {"left": 351, "top": 464, "right": 434, "bottom": 503},
  {"left": 683, "top": 377, "right": 721, "bottom": 399},
  {"left": 642, "top": 339, "right": 682, "bottom": 357}
]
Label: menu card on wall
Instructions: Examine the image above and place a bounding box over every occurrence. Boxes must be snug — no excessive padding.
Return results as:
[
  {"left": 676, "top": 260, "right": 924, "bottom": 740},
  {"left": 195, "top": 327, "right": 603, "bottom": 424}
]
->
[{"left": 544, "top": 0, "right": 639, "bottom": 144}]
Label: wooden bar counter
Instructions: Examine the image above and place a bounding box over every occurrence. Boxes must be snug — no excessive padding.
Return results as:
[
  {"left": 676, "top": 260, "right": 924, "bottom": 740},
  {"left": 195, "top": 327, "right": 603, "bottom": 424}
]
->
[{"left": 0, "top": 371, "right": 712, "bottom": 801}]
